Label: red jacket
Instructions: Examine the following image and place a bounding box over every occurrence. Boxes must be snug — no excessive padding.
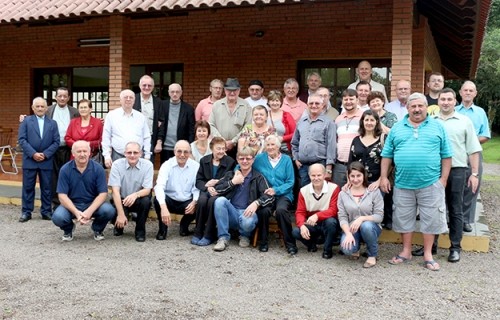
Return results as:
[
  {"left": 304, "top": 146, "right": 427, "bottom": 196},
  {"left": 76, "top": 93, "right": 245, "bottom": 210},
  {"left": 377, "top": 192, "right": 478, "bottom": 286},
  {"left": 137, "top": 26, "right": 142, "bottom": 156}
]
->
[{"left": 64, "top": 116, "right": 103, "bottom": 158}]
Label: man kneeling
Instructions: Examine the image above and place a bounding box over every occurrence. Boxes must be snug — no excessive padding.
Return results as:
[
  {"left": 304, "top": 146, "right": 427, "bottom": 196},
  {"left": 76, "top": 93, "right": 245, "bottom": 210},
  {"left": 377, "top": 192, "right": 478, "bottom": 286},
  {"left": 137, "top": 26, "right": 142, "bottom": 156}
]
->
[
  {"left": 108, "top": 141, "right": 153, "bottom": 242},
  {"left": 213, "top": 147, "right": 274, "bottom": 251},
  {"left": 292, "top": 163, "right": 340, "bottom": 259},
  {"left": 52, "top": 140, "right": 116, "bottom": 241}
]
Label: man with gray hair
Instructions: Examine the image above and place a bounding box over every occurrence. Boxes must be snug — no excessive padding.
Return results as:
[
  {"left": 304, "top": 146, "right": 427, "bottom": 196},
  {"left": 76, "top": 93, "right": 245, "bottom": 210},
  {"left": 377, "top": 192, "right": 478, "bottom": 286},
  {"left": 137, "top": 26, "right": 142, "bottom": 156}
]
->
[
  {"left": 298, "top": 72, "right": 322, "bottom": 103},
  {"left": 102, "top": 89, "right": 151, "bottom": 168},
  {"left": 195, "top": 79, "right": 224, "bottom": 121},
  {"left": 154, "top": 140, "right": 200, "bottom": 240},
  {"left": 156, "top": 83, "right": 195, "bottom": 163},
  {"left": 380, "top": 92, "right": 452, "bottom": 271},
  {"left": 291, "top": 93, "right": 336, "bottom": 187},
  {"left": 108, "top": 141, "right": 154, "bottom": 242},
  {"left": 133, "top": 75, "right": 164, "bottom": 165}
]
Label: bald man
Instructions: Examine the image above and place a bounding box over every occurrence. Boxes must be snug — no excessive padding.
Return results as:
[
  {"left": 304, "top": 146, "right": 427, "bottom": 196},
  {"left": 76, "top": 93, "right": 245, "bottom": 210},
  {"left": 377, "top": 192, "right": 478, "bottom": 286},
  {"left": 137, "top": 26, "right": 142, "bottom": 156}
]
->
[
  {"left": 157, "top": 83, "right": 195, "bottom": 163},
  {"left": 102, "top": 89, "right": 151, "bottom": 168}
]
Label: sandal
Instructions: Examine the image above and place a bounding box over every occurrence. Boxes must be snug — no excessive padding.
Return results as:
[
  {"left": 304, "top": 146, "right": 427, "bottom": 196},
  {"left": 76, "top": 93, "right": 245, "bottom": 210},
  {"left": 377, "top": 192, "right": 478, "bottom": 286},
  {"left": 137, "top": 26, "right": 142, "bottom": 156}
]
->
[
  {"left": 424, "top": 260, "right": 440, "bottom": 271},
  {"left": 349, "top": 251, "right": 360, "bottom": 260},
  {"left": 363, "top": 258, "right": 376, "bottom": 268},
  {"left": 388, "top": 254, "right": 411, "bottom": 265}
]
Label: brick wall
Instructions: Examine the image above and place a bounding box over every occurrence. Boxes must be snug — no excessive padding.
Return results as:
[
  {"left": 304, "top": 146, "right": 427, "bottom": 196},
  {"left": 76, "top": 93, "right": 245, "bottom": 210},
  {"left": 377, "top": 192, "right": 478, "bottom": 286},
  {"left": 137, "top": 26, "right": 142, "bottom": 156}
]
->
[{"left": 0, "top": 0, "right": 424, "bottom": 143}]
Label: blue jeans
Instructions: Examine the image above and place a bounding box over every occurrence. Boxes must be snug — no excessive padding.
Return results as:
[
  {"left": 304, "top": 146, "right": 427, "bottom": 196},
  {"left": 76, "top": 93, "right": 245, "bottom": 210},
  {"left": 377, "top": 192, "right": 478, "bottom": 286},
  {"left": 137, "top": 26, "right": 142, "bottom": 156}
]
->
[
  {"left": 340, "top": 221, "right": 382, "bottom": 257},
  {"left": 214, "top": 197, "right": 258, "bottom": 240},
  {"left": 52, "top": 202, "right": 116, "bottom": 234}
]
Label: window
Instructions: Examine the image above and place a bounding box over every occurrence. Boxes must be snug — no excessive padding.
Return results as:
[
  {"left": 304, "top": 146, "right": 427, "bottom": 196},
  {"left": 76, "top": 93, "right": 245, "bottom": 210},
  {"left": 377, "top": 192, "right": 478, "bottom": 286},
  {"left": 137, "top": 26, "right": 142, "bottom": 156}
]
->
[
  {"left": 130, "top": 64, "right": 183, "bottom": 100},
  {"left": 298, "top": 60, "right": 391, "bottom": 108},
  {"left": 34, "top": 67, "right": 109, "bottom": 118}
]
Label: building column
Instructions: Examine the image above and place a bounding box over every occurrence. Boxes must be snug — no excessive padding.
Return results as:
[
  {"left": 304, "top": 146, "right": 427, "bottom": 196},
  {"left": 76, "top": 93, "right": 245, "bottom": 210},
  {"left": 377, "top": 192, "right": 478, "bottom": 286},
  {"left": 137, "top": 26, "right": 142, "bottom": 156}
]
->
[
  {"left": 391, "top": 0, "right": 413, "bottom": 100},
  {"left": 108, "top": 15, "right": 130, "bottom": 111}
]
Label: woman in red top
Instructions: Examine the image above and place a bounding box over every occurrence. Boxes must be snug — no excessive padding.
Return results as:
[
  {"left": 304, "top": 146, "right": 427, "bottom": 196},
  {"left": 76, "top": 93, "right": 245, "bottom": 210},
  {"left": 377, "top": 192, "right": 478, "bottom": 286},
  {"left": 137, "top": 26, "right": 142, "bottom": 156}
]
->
[
  {"left": 65, "top": 99, "right": 103, "bottom": 159},
  {"left": 267, "top": 90, "right": 296, "bottom": 154}
]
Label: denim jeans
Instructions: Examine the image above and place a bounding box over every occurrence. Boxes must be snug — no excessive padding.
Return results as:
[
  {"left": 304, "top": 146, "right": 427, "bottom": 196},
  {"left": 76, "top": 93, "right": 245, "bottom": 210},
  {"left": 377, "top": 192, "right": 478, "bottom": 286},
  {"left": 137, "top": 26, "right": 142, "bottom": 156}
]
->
[
  {"left": 52, "top": 202, "right": 116, "bottom": 234},
  {"left": 340, "top": 221, "right": 382, "bottom": 257},
  {"left": 214, "top": 197, "right": 258, "bottom": 240}
]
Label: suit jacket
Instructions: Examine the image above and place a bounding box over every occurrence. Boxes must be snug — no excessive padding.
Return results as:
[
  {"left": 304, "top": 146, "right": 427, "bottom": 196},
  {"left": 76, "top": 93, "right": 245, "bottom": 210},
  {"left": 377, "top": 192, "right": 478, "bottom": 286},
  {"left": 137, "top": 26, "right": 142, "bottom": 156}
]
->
[
  {"left": 158, "top": 100, "right": 195, "bottom": 144},
  {"left": 133, "top": 93, "right": 164, "bottom": 146},
  {"left": 64, "top": 116, "right": 103, "bottom": 157},
  {"left": 18, "top": 115, "right": 60, "bottom": 170},
  {"left": 47, "top": 104, "right": 79, "bottom": 120}
]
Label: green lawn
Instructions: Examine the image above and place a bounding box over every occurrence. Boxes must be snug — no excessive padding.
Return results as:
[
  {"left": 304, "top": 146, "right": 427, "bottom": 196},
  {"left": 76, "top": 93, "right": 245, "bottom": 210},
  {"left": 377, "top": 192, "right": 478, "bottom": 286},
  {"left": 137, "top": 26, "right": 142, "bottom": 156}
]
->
[{"left": 483, "top": 135, "right": 500, "bottom": 164}]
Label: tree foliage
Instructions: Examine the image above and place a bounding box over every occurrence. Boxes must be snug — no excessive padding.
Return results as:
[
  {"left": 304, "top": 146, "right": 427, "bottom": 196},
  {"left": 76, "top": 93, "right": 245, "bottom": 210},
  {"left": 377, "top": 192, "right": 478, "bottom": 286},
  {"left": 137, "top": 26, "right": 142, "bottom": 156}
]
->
[{"left": 474, "top": 0, "right": 500, "bottom": 133}]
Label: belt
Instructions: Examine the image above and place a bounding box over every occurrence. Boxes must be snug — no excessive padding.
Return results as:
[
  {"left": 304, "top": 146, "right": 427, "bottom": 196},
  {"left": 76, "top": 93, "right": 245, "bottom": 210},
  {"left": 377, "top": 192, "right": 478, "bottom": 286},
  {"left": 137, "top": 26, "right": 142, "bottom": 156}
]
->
[{"left": 336, "top": 160, "right": 348, "bottom": 166}]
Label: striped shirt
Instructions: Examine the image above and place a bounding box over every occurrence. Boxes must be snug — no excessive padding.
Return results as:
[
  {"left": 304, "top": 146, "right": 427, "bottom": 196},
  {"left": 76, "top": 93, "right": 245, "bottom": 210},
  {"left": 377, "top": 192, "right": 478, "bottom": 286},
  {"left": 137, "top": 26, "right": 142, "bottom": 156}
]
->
[
  {"left": 381, "top": 114, "right": 452, "bottom": 189},
  {"left": 335, "top": 109, "right": 363, "bottom": 162}
]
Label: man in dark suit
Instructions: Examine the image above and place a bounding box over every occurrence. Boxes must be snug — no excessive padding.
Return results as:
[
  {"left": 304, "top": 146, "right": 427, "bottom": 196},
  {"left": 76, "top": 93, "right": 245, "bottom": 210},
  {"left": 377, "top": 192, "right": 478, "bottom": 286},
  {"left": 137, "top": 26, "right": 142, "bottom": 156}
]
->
[
  {"left": 20, "top": 87, "right": 79, "bottom": 209},
  {"left": 47, "top": 87, "right": 79, "bottom": 208},
  {"left": 133, "top": 75, "right": 164, "bottom": 167},
  {"left": 156, "top": 83, "right": 195, "bottom": 164},
  {"left": 18, "top": 97, "right": 60, "bottom": 222}
]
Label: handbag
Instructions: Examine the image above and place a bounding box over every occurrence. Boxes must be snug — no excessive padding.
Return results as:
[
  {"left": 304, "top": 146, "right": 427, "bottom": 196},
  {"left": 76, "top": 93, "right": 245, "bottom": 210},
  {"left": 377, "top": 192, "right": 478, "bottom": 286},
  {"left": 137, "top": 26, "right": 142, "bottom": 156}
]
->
[{"left": 91, "top": 147, "right": 105, "bottom": 167}]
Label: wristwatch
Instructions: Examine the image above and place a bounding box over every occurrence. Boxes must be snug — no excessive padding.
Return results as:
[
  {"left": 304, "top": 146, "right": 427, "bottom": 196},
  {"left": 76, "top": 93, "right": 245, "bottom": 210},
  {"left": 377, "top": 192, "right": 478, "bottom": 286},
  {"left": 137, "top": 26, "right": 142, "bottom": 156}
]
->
[
  {"left": 471, "top": 172, "right": 479, "bottom": 177},
  {"left": 326, "top": 169, "right": 333, "bottom": 174}
]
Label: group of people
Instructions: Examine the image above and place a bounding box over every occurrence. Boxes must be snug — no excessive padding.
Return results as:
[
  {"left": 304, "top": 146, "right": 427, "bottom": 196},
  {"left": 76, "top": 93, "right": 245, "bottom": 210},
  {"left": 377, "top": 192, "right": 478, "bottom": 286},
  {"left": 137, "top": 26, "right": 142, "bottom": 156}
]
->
[{"left": 18, "top": 60, "right": 490, "bottom": 271}]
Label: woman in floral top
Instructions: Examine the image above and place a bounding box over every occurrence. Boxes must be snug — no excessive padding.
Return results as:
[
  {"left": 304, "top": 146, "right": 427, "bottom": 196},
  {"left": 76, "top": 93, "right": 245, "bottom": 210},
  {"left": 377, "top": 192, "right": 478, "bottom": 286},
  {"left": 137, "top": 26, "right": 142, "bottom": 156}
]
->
[
  {"left": 348, "top": 110, "right": 384, "bottom": 191},
  {"left": 237, "top": 105, "right": 276, "bottom": 155}
]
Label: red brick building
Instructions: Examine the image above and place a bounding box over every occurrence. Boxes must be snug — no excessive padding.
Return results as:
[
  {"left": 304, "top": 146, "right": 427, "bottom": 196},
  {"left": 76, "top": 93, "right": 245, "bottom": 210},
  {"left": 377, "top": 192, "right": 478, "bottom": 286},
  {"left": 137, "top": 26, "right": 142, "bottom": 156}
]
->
[{"left": 0, "top": 0, "right": 491, "bottom": 145}]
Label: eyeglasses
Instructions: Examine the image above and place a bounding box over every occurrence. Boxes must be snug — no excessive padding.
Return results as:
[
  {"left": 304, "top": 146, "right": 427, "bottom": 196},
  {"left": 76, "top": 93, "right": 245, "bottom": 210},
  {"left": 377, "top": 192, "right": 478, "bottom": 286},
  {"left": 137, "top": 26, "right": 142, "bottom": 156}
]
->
[
  {"left": 141, "top": 84, "right": 153, "bottom": 88},
  {"left": 125, "top": 151, "right": 140, "bottom": 155},
  {"left": 175, "top": 150, "right": 190, "bottom": 155},
  {"left": 237, "top": 157, "right": 254, "bottom": 162}
]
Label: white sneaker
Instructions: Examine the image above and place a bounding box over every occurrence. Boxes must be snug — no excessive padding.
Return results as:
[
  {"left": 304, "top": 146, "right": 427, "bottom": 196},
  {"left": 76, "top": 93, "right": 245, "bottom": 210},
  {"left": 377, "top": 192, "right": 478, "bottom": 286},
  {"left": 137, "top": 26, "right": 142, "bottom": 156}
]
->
[
  {"left": 62, "top": 224, "right": 75, "bottom": 241},
  {"left": 239, "top": 236, "right": 250, "bottom": 248},
  {"left": 213, "top": 238, "right": 229, "bottom": 251},
  {"left": 93, "top": 231, "right": 105, "bottom": 241}
]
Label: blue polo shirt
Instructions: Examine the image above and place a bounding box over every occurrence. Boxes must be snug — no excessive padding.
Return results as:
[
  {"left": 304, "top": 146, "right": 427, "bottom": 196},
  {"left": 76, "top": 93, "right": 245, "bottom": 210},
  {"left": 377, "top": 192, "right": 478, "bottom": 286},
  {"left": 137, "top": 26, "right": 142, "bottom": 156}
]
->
[
  {"left": 381, "top": 115, "right": 452, "bottom": 189},
  {"left": 455, "top": 103, "right": 491, "bottom": 139},
  {"left": 57, "top": 159, "right": 108, "bottom": 206}
]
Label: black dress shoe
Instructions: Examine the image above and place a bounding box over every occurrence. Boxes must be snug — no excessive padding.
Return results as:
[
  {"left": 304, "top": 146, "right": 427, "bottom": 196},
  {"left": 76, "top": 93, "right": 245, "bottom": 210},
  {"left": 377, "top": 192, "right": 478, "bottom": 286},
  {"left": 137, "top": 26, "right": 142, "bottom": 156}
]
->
[
  {"left": 383, "top": 223, "right": 392, "bottom": 230},
  {"left": 135, "top": 235, "right": 146, "bottom": 242},
  {"left": 448, "top": 250, "right": 460, "bottom": 263},
  {"left": 113, "top": 227, "right": 124, "bottom": 236},
  {"left": 322, "top": 250, "right": 333, "bottom": 259},
  {"left": 307, "top": 244, "right": 318, "bottom": 252},
  {"left": 179, "top": 228, "right": 193, "bottom": 237},
  {"left": 259, "top": 243, "right": 269, "bottom": 252},
  {"left": 411, "top": 246, "right": 437, "bottom": 256},
  {"left": 463, "top": 223, "right": 473, "bottom": 233},
  {"left": 41, "top": 214, "right": 52, "bottom": 220},
  {"left": 287, "top": 247, "right": 298, "bottom": 255},
  {"left": 156, "top": 230, "right": 167, "bottom": 240},
  {"left": 19, "top": 215, "right": 31, "bottom": 223}
]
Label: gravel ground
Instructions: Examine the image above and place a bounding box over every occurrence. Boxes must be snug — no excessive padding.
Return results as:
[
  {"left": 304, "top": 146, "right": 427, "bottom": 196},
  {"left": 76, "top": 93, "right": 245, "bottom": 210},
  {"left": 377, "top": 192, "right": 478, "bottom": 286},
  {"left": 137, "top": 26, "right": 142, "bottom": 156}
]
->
[{"left": 1, "top": 166, "right": 499, "bottom": 319}]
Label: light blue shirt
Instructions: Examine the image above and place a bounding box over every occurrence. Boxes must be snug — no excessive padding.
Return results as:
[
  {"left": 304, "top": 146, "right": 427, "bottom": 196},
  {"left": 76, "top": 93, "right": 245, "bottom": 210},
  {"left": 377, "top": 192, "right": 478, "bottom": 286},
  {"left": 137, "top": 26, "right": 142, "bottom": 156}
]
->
[
  {"left": 455, "top": 103, "right": 491, "bottom": 139},
  {"left": 385, "top": 99, "right": 408, "bottom": 121},
  {"left": 108, "top": 158, "right": 154, "bottom": 198},
  {"left": 154, "top": 157, "right": 200, "bottom": 204},
  {"left": 37, "top": 115, "right": 45, "bottom": 138}
]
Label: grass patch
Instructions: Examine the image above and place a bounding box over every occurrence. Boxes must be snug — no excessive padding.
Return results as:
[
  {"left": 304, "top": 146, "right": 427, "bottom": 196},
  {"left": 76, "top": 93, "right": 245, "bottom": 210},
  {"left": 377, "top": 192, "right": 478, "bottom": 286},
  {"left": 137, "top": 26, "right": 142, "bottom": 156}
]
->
[{"left": 483, "top": 136, "right": 500, "bottom": 164}]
